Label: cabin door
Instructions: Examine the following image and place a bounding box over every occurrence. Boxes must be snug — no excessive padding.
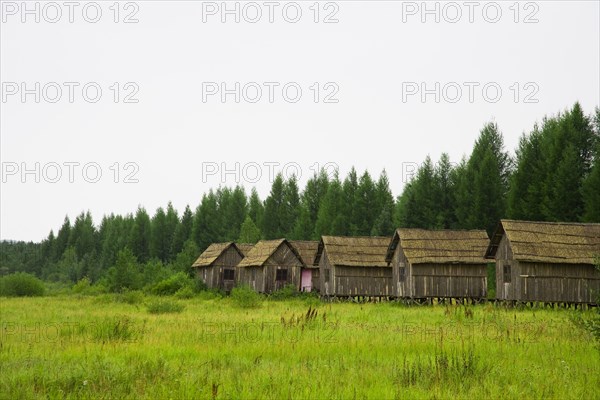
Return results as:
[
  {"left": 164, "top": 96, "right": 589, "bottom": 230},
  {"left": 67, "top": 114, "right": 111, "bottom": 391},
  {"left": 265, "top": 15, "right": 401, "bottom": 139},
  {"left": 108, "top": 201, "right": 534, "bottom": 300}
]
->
[{"left": 301, "top": 269, "right": 312, "bottom": 292}]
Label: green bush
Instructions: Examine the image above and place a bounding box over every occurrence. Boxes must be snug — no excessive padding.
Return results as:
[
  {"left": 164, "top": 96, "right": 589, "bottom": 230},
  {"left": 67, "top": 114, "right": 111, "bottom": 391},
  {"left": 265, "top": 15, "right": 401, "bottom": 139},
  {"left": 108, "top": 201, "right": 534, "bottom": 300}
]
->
[
  {"left": 146, "top": 299, "right": 185, "bottom": 314},
  {"left": 194, "top": 277, "right": 208, "bottom": 292},
  {"left": 230, "top": 285, "right": 262, "bottom": 308},
  {"left": 72, "top": 277, "right": 92, "bottom": 293},
  {"left": 174, "top": 286, "right": 195, "bottom": 299},
  {"left": 150, "top": 272, "right": 193, "bottom": 296},
  {"left": 72, "top": 277, "right": 108, "bottom": 296},
  {"left": 269, "top": 284, "right": 300, "bottom": 300},
  {"left": 0, "top": 273, "right": 45, "bottom": 297},
  {"left": 197, "top": 289, "right": 224, "bottom": 301}
]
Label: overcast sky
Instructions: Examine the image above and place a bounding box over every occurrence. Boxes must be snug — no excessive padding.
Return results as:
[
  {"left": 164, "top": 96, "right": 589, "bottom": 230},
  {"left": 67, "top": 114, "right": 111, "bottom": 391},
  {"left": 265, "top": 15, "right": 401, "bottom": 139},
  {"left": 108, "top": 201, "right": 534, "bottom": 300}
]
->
[{"left": 1, "top": 0, "right": 599, "bottom": 242}]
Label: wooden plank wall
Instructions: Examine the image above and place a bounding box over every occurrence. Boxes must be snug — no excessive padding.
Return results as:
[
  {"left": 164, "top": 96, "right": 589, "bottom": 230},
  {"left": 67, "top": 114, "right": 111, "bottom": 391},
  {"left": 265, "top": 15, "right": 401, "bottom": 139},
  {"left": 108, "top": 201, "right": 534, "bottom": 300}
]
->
[
  {"left": 411, "top": 264, "right": 487, "bottom": 298},
  {"left": 391, "top": 245, "right": 413, "bottom": 298},
  {"left": 333, "top": 266, "right": 393, "bottom": 296},
  {"left": 236, "top": 266, "right": 265, "bottom": 293},
  {"left": 495, "top": 234, "right": 514, "bottom": 300},
  {"left": 262, "top": 243, "right": 302, "bottom": 293},
  {"left": 518, "top": 262, "right": 600, "bottom": 303}
]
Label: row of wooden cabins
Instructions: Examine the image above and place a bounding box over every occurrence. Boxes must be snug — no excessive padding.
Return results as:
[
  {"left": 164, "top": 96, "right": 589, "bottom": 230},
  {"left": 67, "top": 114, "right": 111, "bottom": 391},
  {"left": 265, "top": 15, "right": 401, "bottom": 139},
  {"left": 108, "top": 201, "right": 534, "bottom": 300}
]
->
[{"left": 191, "top": 220, "right": 600, "bottom": 304}]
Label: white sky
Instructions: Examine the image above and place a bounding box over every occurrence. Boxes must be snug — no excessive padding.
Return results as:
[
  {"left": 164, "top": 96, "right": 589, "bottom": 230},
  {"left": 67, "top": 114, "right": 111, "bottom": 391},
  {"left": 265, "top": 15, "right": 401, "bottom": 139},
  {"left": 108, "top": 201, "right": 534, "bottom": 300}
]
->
[{"left": 1, "top": 0, "right": 599, "bottom": 242}]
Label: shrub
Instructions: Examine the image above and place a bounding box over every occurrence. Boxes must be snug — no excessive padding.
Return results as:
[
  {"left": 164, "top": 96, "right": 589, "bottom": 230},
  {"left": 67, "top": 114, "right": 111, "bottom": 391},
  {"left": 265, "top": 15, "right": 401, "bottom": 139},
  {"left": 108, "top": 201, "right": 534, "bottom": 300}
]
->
[
  {"left": 269, "top": 284, "right": 300, "bottom": 300},
  {"left": 146, "top": 299, "right": 185, "bottom": 314},
  {"left": 174, "top": 286, "right": 196, "bottom": 299},
  {"left": 230, "top": 285, "right": 262, "bottom": 308},
  {"left": 197, "top": 289, "right": 223, "bottom": 301},
  {"left": 194, "top": 277, "right": 208, "bottom": 292},
  {"left": 0, "top": 273, "right": 45, "bottom": 297},
  {"left": 150, "top": 272, "right": 193, "bottom": 296},
  {"left": 72, "top": 278, "right": 107, "bottom": 296}
]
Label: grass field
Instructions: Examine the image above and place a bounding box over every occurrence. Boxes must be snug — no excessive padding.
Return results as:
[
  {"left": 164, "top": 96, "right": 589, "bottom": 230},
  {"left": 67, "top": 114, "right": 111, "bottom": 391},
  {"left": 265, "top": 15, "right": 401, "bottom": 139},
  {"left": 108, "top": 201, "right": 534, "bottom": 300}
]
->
[{"left": 1, "top": 294, "right": 599, "bottom": 399}]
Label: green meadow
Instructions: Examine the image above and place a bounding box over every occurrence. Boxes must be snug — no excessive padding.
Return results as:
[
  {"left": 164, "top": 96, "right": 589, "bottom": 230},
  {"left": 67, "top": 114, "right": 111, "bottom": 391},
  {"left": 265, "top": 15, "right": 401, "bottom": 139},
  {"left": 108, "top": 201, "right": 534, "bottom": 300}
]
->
[{"left": 1, "top": 295, "right": 599, "bottom": 399}]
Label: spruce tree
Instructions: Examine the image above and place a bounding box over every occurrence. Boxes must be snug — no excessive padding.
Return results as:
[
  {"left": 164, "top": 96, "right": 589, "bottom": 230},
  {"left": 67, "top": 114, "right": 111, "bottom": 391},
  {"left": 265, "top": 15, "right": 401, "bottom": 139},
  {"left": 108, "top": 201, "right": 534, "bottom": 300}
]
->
[
  {"left": 263, "top": 174, "right": 285, "bottom": 239},
  {"left": 238, "top": 215, "right": 262, "bottom": 244},
  {"left": 129, "top": 207, "right": 152, "bottom": 263},
  {"left": 248, "top": 188, "right": 264, "bottom": 233},
  {"left": 171, "top": 205, "right": 193, "bottom": 257},
  {"left": 191, "top": 190, "right": 221, "bottom": 251}
]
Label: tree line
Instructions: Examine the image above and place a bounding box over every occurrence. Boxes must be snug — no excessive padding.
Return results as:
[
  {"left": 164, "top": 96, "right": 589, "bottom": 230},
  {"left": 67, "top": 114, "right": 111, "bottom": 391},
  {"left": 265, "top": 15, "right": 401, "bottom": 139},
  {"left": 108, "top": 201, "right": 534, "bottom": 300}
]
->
[{"left": 1, "top": 103, "right": 598, "bottom": 286}]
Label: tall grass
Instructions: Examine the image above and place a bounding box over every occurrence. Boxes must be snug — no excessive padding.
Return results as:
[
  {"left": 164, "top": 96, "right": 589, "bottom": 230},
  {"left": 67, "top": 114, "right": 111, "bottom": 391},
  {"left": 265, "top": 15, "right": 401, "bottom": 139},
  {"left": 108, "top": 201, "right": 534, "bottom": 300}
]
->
[{"left": 0, "top": 296, "right": 598, "bottom": 399}]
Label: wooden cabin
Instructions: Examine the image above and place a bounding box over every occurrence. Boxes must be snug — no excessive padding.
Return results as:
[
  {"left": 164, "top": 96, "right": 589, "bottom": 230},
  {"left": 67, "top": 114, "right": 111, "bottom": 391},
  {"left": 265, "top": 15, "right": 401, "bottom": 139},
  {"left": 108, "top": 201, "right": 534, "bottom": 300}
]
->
[
  {"left": 236, "top": 239, "right": 304, "bottom": 293},
  {"left": 315, "top": 236, "right": 392, "bottom": 298},
  {"left": 289, "top": 240, "right": 319, "bottom": 292},
  {"left": 386, "top": 229, "right": 489, "bottom": 300},
  {"left": 191, "top": 242, "right": 244, "bottom": 292},
  {"left": 486, "top": 220, "right": 600, "bottom": 304}
]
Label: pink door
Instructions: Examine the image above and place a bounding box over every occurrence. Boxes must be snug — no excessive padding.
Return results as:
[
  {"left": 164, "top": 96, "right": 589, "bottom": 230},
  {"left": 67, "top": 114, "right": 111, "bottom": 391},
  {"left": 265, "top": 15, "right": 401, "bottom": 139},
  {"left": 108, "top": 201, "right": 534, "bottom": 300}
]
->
[{"left": 301, "top": 269, "right": 312, "bottom": 292}]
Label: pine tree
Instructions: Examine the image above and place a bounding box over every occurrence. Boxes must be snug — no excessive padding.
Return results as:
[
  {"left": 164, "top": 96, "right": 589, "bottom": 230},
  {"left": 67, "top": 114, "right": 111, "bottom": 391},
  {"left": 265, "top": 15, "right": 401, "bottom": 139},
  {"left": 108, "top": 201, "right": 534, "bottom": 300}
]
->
[
  {"left": 342, "top": 168, "right": 359, "bottom": 235},
  {"left": 150, "top": 207, "right": 169, "bottom": 262},
  {"left": 375, "top": 171, "right": 394, "bottom": 210},
  {"left": 171, "top": 205, "right": 193, "bottom": 257},
  {"left": 108, "top": 247, "right": 140, "bottom": 292},
  {"left": 238, "top": 215, "right": 262, "bottom": 244},
  {"left": 292, "top": 203, "right": 313, "bottom": 240},
  {"left": 263, "top": 174, "right": 285, "bottom": 239},
  {"left": 354, "top": 171, "right": 378, "bottom": 235},
  {"left": 315, "top": 173, "right": 346, "bottom": 236},
  {"left": 508, "top": 129, "right": 546, "bottom": 220},
  {"left": 542, "top": 104, "right": 597, "bottom": 221},
  {"left": 582, "top": 147, "right": 600, "bottom": 222},
  {"left": 129, "top": 207, "right": 151, "bottom": 263},
  {"left": 248, "top": 188, "right": 264, "bottom": 233},
  {"left": 191, "top": 190, "right": 221, "bottom": 251},
  {"left": 229, "top": 186, "right": 248, "bottom": 240},
  {"left": 455, "top": 123, "right": 511, "bottom": 234},
  {"left": 41, "top": 230, "right": 56, "bottom": 267},
  {"left": 164, "top": 202, "right": 179, "bottom": 261},
  {"left": 300, "top": 170, "right": 330, "bottom": 239},
  {"left": 433, "top": 153, "right": 456, "bottom": 228},
  {"left": 371, "top": 202, "right": 394, "bottom": 236},
  {"left": 171, "top": 239, "right": 200, "bottom": 275},
  {"left": 281, "top": 176, "right": 301, "bottom": 237},
  {"left": 54, "top": 216, "right": 71, "bottom": 263},
  {"left": 68, "top": 212, "right": 97, "bottom": 260}
]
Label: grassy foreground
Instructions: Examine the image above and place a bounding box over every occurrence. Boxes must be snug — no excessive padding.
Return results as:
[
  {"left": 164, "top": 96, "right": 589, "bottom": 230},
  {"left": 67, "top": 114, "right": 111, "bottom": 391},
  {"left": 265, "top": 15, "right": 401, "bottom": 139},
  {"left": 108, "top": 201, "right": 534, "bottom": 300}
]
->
[{"left": 1, "top": 295, "right": 599, "bottom": 399}]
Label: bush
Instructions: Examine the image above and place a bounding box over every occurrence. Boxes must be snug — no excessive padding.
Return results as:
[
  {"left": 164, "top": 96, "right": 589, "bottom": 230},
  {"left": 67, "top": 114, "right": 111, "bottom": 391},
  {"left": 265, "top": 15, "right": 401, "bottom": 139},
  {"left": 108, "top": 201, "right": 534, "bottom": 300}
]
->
[
  {"left": 150, "top": 272, "right": 193, "bottom": 296},
  {"left": 269, "top": 284, "right": 300, "bottom": 300},
  {"left": 0, "top": 273, "right": 45, "bottom": 297},
  {"left": 197, "top": 289, "right": 224, "bottom": 301},
  {"left": 72, "top": 277, "right": 108, "bottom": 296},
  {"left": 72, "top": 277, "right": 91, "bottom": 293},
  {"left": 146, "top": 299, "right": 185, "bottom": 314},
  {"left": 174, "top": 286, "right": 195, "bottom": 299},
  {"left": 230, "top": 285, "right": 262, "bottom": 308},
  {"left": 194, "top": 277, "right": 208, "bottom": 292}
]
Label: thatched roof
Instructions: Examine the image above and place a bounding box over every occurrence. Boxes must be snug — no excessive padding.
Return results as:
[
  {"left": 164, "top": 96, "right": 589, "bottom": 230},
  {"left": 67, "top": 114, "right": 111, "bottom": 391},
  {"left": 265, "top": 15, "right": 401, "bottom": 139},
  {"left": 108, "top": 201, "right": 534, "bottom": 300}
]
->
[
  {"left": 237, "top": 239, "right": 303, "bottom": 268},
  {"left": 236, "top": 243, "right": 254, "bottom": 256},
  {"left": 387, "top": 229, "right": 489, "bottom": 265},
  {"left": 315, "top": 236, "right": 391, "bottom": 268},
  {"left": 191, "top": 242, "right": 242, "bottom": 268},
  {"left": 289, "top": 240, "right": 319, "bottom": 267},
  {"left": 486, "top": 220, "right": 600, "bottom": 264}
]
